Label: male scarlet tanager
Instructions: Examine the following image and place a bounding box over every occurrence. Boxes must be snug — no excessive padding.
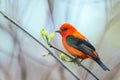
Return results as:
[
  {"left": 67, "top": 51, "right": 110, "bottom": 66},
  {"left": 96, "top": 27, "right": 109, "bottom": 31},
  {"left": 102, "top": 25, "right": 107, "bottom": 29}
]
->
[{"left": 56, "top": 23, "right": 110, "bottom": 71}]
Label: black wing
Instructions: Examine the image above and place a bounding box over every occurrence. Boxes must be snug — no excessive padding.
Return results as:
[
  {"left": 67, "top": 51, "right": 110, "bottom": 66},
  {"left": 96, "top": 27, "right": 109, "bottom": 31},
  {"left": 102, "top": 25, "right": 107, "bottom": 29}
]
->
[{"left": 66, "top": 35, "right": 98, "bottom": 58}]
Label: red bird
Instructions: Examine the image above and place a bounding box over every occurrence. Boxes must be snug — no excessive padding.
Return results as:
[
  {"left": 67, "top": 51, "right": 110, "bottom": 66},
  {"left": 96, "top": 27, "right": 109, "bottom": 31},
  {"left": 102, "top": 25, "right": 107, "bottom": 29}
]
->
[{"left": 56, "top": 23, "right": 110, "bottom": 71}]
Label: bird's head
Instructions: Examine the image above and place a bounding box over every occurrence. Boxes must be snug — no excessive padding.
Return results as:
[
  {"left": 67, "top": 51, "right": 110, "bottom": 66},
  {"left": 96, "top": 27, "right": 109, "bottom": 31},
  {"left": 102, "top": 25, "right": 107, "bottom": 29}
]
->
[{"left": 56, "top": 23, "right": 77, "bottom": 37}]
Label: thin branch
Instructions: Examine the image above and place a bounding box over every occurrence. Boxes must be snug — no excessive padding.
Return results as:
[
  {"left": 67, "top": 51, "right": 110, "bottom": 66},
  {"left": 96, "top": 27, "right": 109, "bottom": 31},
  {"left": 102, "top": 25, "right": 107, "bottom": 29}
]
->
[
  {"left": 0, "top": 11, "right": 80, "bottom": 80},
  {"left": 50, "top": 45, "right": 99, "bottom": 80}
]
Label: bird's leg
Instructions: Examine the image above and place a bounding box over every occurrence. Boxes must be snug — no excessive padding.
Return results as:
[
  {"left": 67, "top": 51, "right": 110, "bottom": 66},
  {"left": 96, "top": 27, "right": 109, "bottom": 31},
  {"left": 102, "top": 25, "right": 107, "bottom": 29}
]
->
[
  {"left": 71, "top": 56, "right": 79, "bottom": 64},
  {"left": 80, "top": 59, "right": 83, "bottom": 63},
  {"left": 78, "top": 59, "right": 83, "bottom": 66}
]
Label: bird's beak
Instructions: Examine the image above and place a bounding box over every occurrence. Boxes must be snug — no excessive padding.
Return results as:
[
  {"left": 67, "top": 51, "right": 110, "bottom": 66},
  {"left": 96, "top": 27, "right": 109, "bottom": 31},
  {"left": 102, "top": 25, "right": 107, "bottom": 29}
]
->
[{"left": 56, "top": 30, "right": 62, "bottom": 33}]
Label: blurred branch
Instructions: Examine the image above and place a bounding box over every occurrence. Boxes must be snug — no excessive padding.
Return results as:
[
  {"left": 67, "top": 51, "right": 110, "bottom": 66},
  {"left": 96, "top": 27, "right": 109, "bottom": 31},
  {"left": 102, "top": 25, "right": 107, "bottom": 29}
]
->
[
  {"left": 18, "top": 52, "right": 27, "bottom": 80},
  {"left": 0, "top": 11, "right": 80, "bottom": 80},
  {"left": 0, "top": 64, "right": 12, "bottom": 80},
  {"left": 48, "top": 0, "right": 54, "bottom": 15}
]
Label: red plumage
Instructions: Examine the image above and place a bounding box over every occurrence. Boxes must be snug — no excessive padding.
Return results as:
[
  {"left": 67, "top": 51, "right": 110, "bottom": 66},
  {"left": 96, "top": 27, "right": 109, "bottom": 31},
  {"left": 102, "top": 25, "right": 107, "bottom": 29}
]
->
[{"left": 56, "top": 23, "right": 110, "bottom": 71}]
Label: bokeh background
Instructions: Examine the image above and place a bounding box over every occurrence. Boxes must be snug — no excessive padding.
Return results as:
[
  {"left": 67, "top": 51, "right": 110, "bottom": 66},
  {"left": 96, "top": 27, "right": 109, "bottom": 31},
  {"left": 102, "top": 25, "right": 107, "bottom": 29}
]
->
[{"left": 0, "top": 0, "right": 120, "bottom": 80}]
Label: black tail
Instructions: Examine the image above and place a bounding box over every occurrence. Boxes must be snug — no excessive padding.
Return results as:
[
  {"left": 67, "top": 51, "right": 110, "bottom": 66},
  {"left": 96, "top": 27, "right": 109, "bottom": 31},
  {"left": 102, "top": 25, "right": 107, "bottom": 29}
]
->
[{"left": 94, "top": 58, "right": 110, "bottom": 71}]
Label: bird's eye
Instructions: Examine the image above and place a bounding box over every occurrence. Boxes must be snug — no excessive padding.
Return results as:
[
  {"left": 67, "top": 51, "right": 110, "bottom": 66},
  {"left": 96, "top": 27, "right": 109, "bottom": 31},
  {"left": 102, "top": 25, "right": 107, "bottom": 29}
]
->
[{"left": 64, "top": 28, "right": 68, "bottom": 31}]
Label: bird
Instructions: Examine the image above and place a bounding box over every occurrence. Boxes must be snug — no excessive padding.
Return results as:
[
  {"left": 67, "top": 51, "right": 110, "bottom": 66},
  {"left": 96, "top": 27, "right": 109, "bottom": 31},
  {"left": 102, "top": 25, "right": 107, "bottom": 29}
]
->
[{"left": 56, "top": 23, "right": 110, "bottom": 71}]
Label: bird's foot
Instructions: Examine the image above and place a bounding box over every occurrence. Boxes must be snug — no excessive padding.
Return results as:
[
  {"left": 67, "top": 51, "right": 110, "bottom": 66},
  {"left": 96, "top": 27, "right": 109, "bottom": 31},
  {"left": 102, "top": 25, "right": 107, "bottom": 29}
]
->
[
  {"left": 78, "top": 60, "right": 83, "bottom": 66},
  {"left": 71, "top": 56, "right": 79, "bottom": 64}
]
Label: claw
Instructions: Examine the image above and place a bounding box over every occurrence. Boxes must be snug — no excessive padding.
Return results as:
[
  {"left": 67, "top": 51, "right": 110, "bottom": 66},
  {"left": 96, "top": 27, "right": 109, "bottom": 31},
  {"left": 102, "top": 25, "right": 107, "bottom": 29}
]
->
[
  {"left": 78, "top": 60, "right": 83, "bottom": 66},
  {"left": 71, "top": 56, "right": 79, "bottom": 64}
]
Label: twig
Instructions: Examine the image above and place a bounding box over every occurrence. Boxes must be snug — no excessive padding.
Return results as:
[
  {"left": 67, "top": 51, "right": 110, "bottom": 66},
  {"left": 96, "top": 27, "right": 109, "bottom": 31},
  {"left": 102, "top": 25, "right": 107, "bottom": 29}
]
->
[
  {"left": 0, "top": 11, "right": 80, "bottom": 80},
  {"left": 50, "top": 45, "right": 99, "bottom": 80}
]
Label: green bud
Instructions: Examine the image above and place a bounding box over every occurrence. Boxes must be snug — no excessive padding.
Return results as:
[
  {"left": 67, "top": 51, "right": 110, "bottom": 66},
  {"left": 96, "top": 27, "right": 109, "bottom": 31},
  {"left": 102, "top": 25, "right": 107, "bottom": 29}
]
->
[
  {"left": 41, "top": 28, "right": 45, "bottom": 37},
  {"left": 49, "top": 33, "right": 55, "bottom": 39},
  {"left": 41, "top": 53, "right": 49, "bottom": 57}
]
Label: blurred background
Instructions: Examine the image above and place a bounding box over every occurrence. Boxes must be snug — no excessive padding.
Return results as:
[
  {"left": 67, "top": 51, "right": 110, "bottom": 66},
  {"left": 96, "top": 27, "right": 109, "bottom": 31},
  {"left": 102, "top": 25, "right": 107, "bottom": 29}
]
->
[{"left": 0, "top": 0, "right": 120, "bottom": 80}]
